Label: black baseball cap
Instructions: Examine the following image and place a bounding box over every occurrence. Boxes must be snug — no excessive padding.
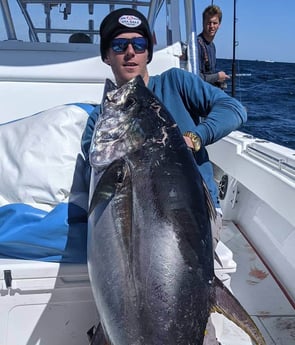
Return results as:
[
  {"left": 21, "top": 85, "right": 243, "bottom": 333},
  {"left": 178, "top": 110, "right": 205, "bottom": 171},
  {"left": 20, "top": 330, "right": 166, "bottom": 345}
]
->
[{"left": 99, "top": 8, "right": 154, "bottom": 63}]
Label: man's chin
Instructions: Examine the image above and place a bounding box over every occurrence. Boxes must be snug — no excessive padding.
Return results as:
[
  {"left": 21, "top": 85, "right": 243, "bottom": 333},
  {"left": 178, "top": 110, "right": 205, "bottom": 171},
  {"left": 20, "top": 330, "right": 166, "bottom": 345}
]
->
[
  {"left": 123, "top": 66, "right": 139, "bottom": 74},
  {"left": 123, "top": 70, "right": 141, "bottom": 81}
]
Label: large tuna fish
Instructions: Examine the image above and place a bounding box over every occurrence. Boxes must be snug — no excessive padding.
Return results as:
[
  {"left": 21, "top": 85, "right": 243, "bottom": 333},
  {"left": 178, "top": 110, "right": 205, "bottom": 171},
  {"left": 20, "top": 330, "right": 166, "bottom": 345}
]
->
[{"left": 87, "top": 76, "right": 265, "bottom": 345}]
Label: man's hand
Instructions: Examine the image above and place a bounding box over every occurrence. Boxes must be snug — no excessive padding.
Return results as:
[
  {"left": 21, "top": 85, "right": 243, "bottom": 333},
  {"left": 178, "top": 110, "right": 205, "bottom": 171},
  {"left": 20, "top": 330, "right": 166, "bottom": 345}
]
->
[
  {"left": 183, "top": 132, "right": 201, "bottom": 151},
  {"left": 183, "top": 135, "right": 194, "bottom": 149},
  {"left": 217, "top": 71, "right": 230, "bottom": 82}
]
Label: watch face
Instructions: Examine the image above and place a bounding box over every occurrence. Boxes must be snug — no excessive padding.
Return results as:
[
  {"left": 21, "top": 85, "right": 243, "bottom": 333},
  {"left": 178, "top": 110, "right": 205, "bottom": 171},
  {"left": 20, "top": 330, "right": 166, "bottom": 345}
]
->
[{"left": 193, "top": 137, "right": 201, "bottom": 151}]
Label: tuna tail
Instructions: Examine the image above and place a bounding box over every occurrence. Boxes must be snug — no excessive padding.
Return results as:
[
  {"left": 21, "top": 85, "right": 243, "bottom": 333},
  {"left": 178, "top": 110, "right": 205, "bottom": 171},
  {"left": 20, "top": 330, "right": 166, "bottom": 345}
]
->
[{"left": 211, "top": 276, "right": 266, "bottom": 345}]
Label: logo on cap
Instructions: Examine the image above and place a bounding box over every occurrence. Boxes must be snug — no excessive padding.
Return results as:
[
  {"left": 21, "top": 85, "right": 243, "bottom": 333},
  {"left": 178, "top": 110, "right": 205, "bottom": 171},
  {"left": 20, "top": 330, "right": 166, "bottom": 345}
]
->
[{"left": 119, "top": 15, "right": 142, "bottom": 28}]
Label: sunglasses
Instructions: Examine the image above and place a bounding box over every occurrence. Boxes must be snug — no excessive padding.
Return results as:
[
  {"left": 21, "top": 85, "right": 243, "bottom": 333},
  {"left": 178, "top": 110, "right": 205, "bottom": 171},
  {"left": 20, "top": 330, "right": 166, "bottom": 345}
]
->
[{"left": 111, "top": 37, "right": 148, "bottom": 53}]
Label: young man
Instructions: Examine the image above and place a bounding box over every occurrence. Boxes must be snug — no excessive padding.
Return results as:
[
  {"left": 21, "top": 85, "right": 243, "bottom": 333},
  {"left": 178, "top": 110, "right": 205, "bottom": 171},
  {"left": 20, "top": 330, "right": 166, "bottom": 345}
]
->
[
  {"left": 82, "top": 7, "right": 246, "bottom": 345},
  {"left": 198, "top": 5, "right": 230, "bottom": 89},
  {"left": 83, "top": 7, "right": 246, "bottom": 212}
]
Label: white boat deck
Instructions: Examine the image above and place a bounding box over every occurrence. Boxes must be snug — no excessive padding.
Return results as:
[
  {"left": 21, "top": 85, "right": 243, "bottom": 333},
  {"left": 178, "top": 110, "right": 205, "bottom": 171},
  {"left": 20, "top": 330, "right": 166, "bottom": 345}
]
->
[{"left": 217, "top": 221, "right": 295, "bottom": 345}]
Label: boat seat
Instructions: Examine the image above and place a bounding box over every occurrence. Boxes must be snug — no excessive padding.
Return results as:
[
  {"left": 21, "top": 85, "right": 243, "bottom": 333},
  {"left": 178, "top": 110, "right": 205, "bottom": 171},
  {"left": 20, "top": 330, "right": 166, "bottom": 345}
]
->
[{"left": 0, "top": 103, "right": 95, "bottom": 263}]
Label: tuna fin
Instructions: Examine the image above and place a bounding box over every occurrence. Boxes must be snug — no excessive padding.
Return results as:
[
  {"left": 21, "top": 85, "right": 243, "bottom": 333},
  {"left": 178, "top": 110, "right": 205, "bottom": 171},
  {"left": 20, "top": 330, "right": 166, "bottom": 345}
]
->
[
  {"left": 211, "top": 276, "right": 266, "bottom": 345},
  {"left": 89, "top": 159, "right": 126, "bottom": 215},
  {"left": 201, "top": 180, "right": 222, "bottom": 266},
  {"left": 202, "top": 179, "right": 217, "bottom": 221}
]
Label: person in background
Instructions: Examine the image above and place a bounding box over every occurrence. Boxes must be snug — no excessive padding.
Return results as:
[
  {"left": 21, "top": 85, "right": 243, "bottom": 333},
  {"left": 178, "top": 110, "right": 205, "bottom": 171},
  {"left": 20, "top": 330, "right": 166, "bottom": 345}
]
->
[
  {"left": 82, "top": 8, "right": 247, "bottom": 345},
  {"left": 69, "top": 32, "right": 91, "bottom": 43},
  {"left": 198, "top": 5, "right": 230, "bottom": 89}
]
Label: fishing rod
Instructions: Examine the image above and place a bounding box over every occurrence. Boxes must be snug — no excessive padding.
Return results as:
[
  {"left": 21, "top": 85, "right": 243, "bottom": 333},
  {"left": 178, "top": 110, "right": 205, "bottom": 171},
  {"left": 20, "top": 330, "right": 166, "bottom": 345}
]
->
[
  {"left": 232, "top": 0, "right": 237, "bottom": 97},
  {"left": 211, "top": 0, "right": 237, "bottom": 97}
]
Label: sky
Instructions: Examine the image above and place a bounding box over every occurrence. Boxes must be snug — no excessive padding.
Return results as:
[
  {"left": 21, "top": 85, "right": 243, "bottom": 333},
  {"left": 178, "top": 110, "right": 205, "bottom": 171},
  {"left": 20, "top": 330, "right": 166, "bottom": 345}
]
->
[{"left": 195, "top": 0, "right": 295, "bottom": 63}]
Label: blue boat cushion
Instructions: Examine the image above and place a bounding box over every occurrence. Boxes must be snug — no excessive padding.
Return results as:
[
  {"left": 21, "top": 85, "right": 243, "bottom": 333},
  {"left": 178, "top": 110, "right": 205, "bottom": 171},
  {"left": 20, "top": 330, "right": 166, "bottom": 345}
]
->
[{"left": 0, "top": 103, "right": 95, "bottom": 262}]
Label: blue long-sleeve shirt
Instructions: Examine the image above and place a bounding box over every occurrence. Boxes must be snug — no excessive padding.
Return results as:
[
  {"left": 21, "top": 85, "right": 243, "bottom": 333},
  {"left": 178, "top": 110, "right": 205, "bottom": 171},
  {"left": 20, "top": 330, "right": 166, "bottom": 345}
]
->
[{"left": 82, "top": 68, "right": 247, "bottom": 207}]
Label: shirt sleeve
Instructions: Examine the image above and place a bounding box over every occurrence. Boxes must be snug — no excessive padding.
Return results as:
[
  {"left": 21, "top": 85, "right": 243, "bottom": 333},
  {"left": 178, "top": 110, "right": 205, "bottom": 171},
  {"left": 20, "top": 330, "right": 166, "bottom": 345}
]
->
[
  {"left": 200, "top": 71, "right": 219, "bottom": 85},
  {"left": 178, "top": 69, "right": 247, "bottom": 145}
]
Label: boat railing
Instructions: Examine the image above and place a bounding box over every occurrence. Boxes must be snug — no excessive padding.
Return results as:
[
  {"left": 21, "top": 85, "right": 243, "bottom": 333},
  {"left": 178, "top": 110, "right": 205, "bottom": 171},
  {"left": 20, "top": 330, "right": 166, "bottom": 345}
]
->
[
  {"left": 245, "top": 142, "right": 295, "bottom": 180},
  {"left": 0, "top": 1, "right": 183, "bottom": 45}
]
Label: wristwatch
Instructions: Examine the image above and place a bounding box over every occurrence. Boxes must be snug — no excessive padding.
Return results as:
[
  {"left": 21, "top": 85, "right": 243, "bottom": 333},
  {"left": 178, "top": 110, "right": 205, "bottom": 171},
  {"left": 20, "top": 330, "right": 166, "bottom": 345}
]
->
[{"left": 183, "top": 131, "right": 202, "bottom": 152}]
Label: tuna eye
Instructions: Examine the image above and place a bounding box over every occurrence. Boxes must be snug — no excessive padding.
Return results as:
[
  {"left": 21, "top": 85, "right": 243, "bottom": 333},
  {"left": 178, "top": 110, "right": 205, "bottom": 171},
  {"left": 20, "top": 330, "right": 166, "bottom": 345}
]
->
[{"left": 124, "top": 96, "right": 136, "bottom": 110}]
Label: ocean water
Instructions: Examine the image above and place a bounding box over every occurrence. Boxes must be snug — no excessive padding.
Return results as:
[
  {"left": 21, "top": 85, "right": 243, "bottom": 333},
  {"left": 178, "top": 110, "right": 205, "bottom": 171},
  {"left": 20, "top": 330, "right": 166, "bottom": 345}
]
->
[{"left": 217, "top": 59, "right": 295, "bottom": 150}]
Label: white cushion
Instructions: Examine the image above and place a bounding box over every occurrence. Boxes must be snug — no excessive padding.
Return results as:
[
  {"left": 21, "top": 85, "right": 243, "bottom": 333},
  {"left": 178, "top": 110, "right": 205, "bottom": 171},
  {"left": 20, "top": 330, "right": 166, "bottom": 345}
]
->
[{"left": 0, "top": 104, "right": 89, "bottom": 210}]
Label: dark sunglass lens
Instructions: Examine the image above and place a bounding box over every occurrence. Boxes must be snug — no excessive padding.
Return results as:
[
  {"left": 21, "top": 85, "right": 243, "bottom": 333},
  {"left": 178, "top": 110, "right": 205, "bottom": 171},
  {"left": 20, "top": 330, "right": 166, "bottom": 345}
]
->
[
  {"left": 111, "top": 39, "right": 128, "bottom": 52},
  {"left": 132, "top": 37, "right": 147, "bottom": 52},
  {"left": 111, "top": 37, "right": 147, "bottom": 53}
]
